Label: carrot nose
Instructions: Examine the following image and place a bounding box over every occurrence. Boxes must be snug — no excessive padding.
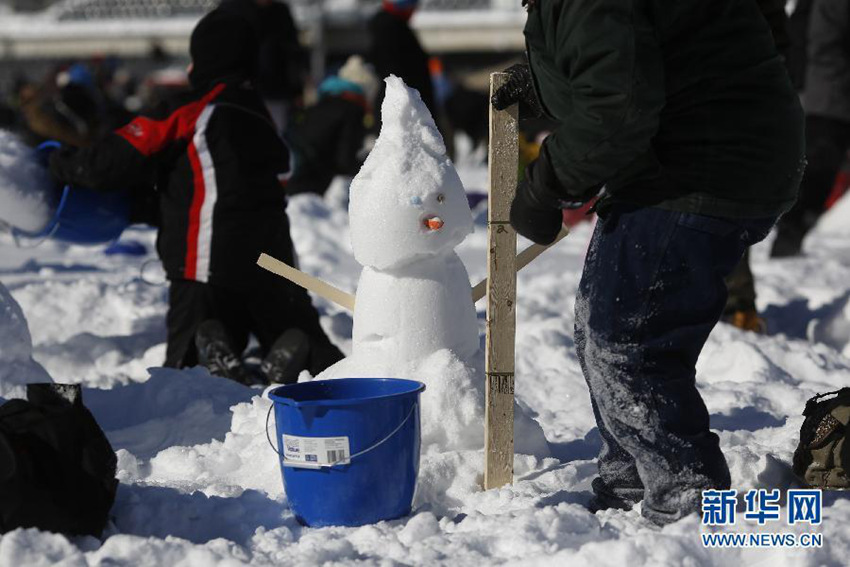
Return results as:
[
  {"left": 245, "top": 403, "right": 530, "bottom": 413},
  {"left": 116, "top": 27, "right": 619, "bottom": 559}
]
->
[{"left": 424, "top": 216, "right": 444, "bottom": 230}]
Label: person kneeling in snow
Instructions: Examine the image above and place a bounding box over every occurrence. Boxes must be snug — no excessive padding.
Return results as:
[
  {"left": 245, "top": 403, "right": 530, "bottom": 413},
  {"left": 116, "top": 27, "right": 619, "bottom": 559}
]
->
[
  {"left": 285, "top": 56, "right": 377, "bottom": 197},
  {"left": 494, "top": 0, "right": 805, "bottom": 524},
  {"left": 48, "top": 10, "right": 344, "bottom": 385}
]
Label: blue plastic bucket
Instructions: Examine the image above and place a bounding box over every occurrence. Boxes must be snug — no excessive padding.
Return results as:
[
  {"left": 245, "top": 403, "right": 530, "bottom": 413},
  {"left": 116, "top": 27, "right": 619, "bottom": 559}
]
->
[
  {"left": 268, "top": 378, "right": 426, "bottom": 527},
  {"left": 12, "top": 141, "right": 131, "bottom": 245}
]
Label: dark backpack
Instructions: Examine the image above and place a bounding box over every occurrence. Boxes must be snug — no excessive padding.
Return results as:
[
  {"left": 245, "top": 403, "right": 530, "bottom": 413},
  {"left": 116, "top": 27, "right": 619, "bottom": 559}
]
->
[
  {"left": 0, "top": 384, "right": 117, "bottom": 537},
  {"left": 793, "top": 387, "right": 850, "bottom": 489}
]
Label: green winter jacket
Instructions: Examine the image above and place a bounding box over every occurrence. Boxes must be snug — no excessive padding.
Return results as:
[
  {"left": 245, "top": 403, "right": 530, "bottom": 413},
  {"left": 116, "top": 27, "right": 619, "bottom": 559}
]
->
[{"left": 524, "top": 0, "right": 805, "bottom": 218}]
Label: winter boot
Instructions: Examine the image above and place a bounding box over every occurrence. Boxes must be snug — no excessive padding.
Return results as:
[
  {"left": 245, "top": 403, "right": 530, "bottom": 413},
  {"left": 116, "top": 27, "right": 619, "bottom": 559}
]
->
[
  {"left": 261, "top": 328, "right": 311, "bottom": 385},
  {"left": 588, "top": 494, "right": 636, "bottom": 513},
  {"left": 587, "top": 478, "right": 642, "bottom": 513},
  {"left": 195, "top": 320, "right": 261, "bottom": 386}
]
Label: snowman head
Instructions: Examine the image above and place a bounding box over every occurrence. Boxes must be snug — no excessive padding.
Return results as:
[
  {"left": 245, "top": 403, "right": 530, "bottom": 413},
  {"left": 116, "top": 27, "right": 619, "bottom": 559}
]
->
[{"left": 349, "top": 76, "right": 473, "bottom": 271}]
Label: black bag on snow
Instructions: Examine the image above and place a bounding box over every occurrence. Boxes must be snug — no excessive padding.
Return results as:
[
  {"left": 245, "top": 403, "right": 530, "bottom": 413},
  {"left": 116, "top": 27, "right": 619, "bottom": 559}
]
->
[
  {"left": 793, "top": 387, "right": 850, "bottom": 489},
  {"left": 0, "top": 384, "right": 117, "bottom": 537}
]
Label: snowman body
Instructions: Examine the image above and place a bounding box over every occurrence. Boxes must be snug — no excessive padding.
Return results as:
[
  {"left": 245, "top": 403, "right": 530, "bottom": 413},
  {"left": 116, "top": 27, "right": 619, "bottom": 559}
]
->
[{"left": 352, "top": 252, "right": 479, "bottom": 367}]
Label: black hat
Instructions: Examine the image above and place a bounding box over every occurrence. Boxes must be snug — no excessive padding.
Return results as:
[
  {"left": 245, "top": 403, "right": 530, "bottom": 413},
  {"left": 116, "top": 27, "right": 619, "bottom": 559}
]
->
[{"left": 189, "top": 10, "right": 257, "bottom": 89}]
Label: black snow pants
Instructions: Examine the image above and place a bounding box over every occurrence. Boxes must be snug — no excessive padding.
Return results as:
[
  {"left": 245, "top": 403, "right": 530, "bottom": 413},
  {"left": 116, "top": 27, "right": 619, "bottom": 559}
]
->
[
  {"left": 164, "top": 271, "right": 344, "bottom": 376},
  {"left": 575, "top": 205, "right": 776, "bottom": 525}
]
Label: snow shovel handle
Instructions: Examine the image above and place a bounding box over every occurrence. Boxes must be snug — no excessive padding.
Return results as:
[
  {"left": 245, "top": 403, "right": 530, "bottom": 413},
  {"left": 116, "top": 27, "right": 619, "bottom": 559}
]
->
[{"left": 264, "top": 402, "right": 416, "bottom": 468}]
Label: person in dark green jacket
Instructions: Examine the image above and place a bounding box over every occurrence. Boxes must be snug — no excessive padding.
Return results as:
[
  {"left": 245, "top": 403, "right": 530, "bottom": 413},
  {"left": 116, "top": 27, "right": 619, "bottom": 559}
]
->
[
  {"left": 723, "top": 0, "right": 795, "bottom": 330},
  {"left": 494, "top": 0, "right": 805, "bottom": 525}
]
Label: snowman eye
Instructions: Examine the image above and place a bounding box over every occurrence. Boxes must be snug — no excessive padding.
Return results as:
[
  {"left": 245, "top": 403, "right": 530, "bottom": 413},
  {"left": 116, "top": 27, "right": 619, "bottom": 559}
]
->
[
  {"left": 410, "top": 196, "right": 423, "bottom": 206},
  {"left": 436, "top": 193, "right": 446, "bottom": 203}
]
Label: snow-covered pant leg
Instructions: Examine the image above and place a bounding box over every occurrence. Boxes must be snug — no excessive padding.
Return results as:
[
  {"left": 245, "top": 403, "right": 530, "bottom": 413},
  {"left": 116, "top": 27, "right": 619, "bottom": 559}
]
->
[
  {"left": 575, "top": 206, "right": 776, "bottom": 524},
  {"left": 587, "top": 395, "right": 645, "bottom": 506}
]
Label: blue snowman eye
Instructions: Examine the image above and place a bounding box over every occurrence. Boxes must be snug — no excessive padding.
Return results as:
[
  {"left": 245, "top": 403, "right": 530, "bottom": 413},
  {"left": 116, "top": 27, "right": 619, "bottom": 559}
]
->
[{"left": 410, "top": 196, "right": 423, "bottom": 206}]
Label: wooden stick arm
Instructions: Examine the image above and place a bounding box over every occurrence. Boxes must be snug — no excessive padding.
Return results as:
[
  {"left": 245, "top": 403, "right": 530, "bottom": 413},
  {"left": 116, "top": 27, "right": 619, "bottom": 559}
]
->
[
  {"left": 471, "top": 225, "right": 570, "bottom": 304},
  {"left": 258, "top": 223, "right": 569, "bottom": 313},
  {"left": 257, "top": 253, "right": 356, "bottom": 312}
]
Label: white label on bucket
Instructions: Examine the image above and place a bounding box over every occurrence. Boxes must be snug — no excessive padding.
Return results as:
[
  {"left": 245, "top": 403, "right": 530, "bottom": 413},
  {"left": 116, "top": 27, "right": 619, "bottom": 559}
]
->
[{"left": 282, "top": 434, "right": 351, "bottom": 467}]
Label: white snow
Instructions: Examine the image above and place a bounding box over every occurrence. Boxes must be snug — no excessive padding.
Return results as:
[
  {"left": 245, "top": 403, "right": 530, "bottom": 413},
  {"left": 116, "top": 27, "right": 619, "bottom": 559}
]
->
[
  {"left": 815, "top": 188, "right": 850, "bottom": 235},
  {"left": 0, "top": 130, "right": 55, "bottom": 233},
  {"left": 0, "top": 281, "right": 52, "bottom": 402},
  {"left": 2, "top": 132, "right": 850, "bottom": 563}
]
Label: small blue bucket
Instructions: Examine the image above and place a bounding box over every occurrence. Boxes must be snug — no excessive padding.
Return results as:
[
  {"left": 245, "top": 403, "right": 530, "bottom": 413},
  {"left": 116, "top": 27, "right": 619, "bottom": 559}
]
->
[
  {"left": 267, "top": 378, "right": 425, "bottom": 527},
  {"left": 12, "top": 141, "right": 131, "bottom": 245}
]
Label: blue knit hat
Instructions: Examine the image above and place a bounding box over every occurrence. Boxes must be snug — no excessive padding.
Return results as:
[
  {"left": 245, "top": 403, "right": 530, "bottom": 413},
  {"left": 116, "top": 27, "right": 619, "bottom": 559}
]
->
[{"left": 318, "top": 76, "right": 364, "bottom": 99}]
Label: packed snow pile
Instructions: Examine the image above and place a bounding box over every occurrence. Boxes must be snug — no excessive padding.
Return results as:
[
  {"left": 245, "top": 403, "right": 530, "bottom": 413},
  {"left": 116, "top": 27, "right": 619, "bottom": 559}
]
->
[
  {"left": 0, "top": 130, "right": 55, "bottom": 233},
  {"left": 321, "top": 76, "right": 549, "bottom": 457},
  {"left": 0, "top": 282, "right": 52, "bottom": 402}
]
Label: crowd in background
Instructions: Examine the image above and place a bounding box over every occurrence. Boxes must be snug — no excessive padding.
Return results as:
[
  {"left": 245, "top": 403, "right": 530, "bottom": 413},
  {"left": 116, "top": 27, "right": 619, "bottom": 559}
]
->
[
  {"left": 0, "top": 0, "right": 496, "bottom": 199},
  {"left": 0, "top": 0, "right": 848, "bottom": 330}
]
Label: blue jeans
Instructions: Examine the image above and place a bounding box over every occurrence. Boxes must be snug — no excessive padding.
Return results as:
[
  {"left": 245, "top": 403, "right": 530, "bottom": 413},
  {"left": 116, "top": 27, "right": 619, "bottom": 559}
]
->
[{"left": 575, "top": 206, "right": 777, "bottom": 524}]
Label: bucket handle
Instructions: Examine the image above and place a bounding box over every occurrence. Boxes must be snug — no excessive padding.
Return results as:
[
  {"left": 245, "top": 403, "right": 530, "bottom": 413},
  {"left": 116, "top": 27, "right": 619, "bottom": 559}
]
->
[
  {"left": 10, "top": 185, "right": 70, "bottom": 249},
  {"left": 265, "top": 401, "right": 417, "bottom": 469}
]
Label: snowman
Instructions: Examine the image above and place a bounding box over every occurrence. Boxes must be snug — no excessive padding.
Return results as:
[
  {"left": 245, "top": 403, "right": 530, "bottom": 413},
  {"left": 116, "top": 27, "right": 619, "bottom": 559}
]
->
[{"left": 316, "top": 76, "right": 549, "bottom": 457}]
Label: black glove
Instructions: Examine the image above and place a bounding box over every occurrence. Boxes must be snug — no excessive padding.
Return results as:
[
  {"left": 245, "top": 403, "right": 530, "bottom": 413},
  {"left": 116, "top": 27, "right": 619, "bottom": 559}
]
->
[
  {"left": 490, "top": 63, "right": 543, "bottom": 118},
  {"left": 510, "top": 176, "right": 563, "bottom": 245}
]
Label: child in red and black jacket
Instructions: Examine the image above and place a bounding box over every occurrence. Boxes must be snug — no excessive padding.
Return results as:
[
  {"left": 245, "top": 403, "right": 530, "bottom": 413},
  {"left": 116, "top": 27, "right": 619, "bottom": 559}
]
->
[{"left": 49, "top": 10, "right": 344, "bottom": 385}]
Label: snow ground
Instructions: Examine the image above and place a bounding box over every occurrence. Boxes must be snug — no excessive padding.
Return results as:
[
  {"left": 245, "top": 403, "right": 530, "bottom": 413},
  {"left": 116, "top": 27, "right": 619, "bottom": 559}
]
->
[{"left": 3, "top": 153, "right": 850, "bottom": 565}]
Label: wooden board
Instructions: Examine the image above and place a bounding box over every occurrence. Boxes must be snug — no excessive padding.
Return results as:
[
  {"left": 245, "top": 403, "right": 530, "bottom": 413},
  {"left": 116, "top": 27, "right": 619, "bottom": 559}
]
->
[
  {"left": 484, "top": 72, "right": 519, "bottom": 490},
  {"left": 257, "top": 253, "right": 356, "bottom": 312},
  {"left": 471, "top": 225, "right": 570, "bottom": 304}
]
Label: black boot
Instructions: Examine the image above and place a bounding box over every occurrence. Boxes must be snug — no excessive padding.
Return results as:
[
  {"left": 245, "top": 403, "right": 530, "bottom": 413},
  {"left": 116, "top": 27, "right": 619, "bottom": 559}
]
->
[
  {"left": 587, "top": 477, "right": 641, "bottom": 513},
  {"left": 195, "top": 320, "right": 261, "bottom": 386},
  {"left": 261, "top": 328, "right": 311, "bottom": 385}
]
